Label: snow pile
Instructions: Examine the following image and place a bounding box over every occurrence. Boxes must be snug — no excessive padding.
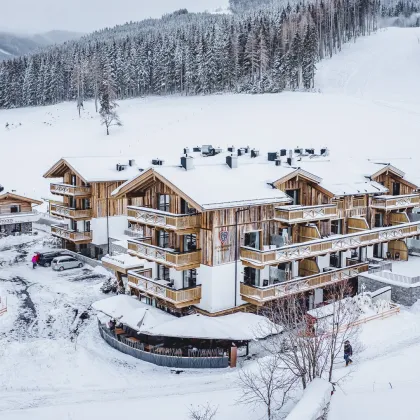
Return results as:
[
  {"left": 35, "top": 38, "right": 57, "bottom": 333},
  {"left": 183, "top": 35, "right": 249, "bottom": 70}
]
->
[{"left": 285, "top": 379, "right": 332, "bottom": 420}]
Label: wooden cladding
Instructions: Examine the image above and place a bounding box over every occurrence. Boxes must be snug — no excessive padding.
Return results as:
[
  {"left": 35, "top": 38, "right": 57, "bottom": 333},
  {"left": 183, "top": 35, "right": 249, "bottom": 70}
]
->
[
  {"left": 347, "top": 217, "right": 369, "bottom": 234},
  {"left": 274, "top": 204, "right": 337, "bottom": 224},
  {"left": 240, "top": 222, "right": 420, "bottom": 267},
  {"left": 50, "top": 183, "right": 91, "bottom": 197},
  {"left": 127, "top": 240, "right": 201, "bottom": 270},
  {"left": 298, "top": 225, "right": 321, "bottom": 242},
  {"left": 389, "top": 212, "right": 410, "bottom": 225},
  {"left": 388, "top": 240, "right": 409, "bottom": 261},
  {"left": 240, "top": 263, "right": 368, "bottom": 305},
  {"left": 51, "top": 224, "right": 92, "bottom": 243},
  {"left": 371, "top": 194, "right": 420, "bottom": 210},
  {"left": 127, "top": 206, "right": 201, "bottom": 231},
  {"left": 128, "top": 269, "right": 202, "bottom": 308},
  {"left": 50, "top": 204, "right": 92, "bottom": 220}
]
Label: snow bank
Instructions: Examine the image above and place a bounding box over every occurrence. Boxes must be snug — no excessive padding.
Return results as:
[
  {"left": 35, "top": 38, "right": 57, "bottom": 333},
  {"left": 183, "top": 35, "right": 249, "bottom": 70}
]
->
[{"left": 285, "top": 379, "right": 332, "bottom": 420}]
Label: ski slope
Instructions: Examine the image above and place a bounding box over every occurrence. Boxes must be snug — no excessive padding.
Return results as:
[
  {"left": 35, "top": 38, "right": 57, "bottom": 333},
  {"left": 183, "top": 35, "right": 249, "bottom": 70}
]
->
[{"left": 0, "top": 27, "right": 419, "bottom": 201}]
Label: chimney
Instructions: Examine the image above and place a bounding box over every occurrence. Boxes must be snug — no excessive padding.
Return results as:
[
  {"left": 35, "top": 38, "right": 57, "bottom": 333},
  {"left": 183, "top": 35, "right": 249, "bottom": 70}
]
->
[
  {"left": 128, "top": 159, "right": 136, "bottom": 167},
  {"left": 268, "top": 152, "right": 278, "bottom": 162},
  {"left": 183, "top": 147, "right": 190, "bottom": 154},
  {"left": 226, "top": 154, "right": 238, "bottom": 169},
  {"left": 237, "top": 148, "right": 243, "bottom": 156},
  {"left": 181, "top": 155, "right": 194, "bottom": 171},
  {"left": 228, "top": 145, "right": 235, "bottom": 152},
  {"left": 251, "top": 149, "right": 259, "bottom": 158},
  {"left": 116, "top": 163, "right": 125, "bottom": 172},
  {"left": 275, "top": 159, "right": 281, "bottom": 166},
  {"left": 280, "top": 149, "right": 287, "bottom": 157},
  {"left": 152, "top": 158, "right": 164, "bottom": 166},
  {"left": 287, "top": 150, "right": 295, "bottom": 166}
]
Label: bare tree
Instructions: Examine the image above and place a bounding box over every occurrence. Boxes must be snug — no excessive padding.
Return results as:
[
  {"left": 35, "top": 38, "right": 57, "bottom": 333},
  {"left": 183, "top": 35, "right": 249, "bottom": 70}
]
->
[
  {"left": 188, "top": 403, "right": 218, "bottom": 420},
  {"left": 100, "top": 108, "right": 122, "bottom": 136},
  {"left": 238, "top": 355, "right": 295, "bottom": 420}
]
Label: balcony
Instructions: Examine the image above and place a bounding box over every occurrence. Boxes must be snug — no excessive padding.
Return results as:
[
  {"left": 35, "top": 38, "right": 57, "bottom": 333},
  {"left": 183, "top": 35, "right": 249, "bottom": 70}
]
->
[
  {"left": 240, "top": 263, "right": 368, "bottom": 306},
  {"left": 127, "top": 238, "right": 201, "bottom": 270},
  {"left": 50, "top": 203, "right": 92, "bottom": 220},
  {"left": 127, "top": 269, "right": 202, "bottom": 308},
  {"left": 127, "top": 206, "right": 201, "bottom": 233},
  {"left": 50, "top": 183, "right": 91, "bottom": 197},
  {"left": 371, "top": 194, "right": 420, "bottom": 210},
  {"left": 241, "top": 221, "right": 420, "bottom": 267},
  {"left": 51, "top": 224, "right": 93, "bottom": 243},
  {"left": 274, "top": 204, "right": 337, "bottom": 224}
]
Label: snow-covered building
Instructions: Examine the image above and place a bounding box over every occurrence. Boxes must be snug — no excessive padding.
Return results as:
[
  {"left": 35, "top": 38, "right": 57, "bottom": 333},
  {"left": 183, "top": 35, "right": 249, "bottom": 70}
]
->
[
  {"left": 109, "top": 148, "right": 420, "bottom": 315},
  {"left": 43, "top": 157, "right": 146, "bottom": 259},
  {"left": 0, "top": 191, "right": 42, "bottom": 236}
]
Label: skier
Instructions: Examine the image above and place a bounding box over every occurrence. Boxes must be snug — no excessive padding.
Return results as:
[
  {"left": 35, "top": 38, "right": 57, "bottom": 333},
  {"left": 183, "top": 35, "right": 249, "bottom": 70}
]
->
[
  {"left": 31, "top": 254, "right": 38, "bottom": 269},
  {"left": 344, "top": 340, "right": 353, "bottom": 367}
]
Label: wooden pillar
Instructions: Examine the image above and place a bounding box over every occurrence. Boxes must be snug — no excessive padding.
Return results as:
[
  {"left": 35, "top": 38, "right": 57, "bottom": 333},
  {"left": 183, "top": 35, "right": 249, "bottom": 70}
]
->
[{"left": 230, "top": 345, "right": 238, "bottom": 368}]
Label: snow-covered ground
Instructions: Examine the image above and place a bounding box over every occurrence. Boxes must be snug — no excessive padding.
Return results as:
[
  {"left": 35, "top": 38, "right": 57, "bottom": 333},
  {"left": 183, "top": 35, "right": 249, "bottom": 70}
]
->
[
  {"left": 2, "top": 26, "right": 420, "bottom": 419},
  {"left": 1, "top": 27, "right": 420, "bottom": 199}
]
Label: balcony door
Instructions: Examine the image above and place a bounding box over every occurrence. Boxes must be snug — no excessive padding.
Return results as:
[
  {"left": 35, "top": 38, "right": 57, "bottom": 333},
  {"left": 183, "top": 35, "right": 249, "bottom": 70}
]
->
[
  {"left": 157, "top": 263, "right": 170, "bottom": 281},
  {"left": 68, "top": 197, "right": 76, "bottom": 209},
  {"left": 392, "top": 182, "right": 401, "bottom": 196},
  {"left": 70, "top": 220, "right": 77, "bottom": 231},
  {"left": 181, "top": 198, "right": 195, "bottom": 214},
  {"left": 183, "top": 269, "right": 197, "bottom": 288},
  {"left": 158, "top": 194, "right": 170, "bottom": 212},
  {"left": 374, "top": 213, "right": 383, "bottom": 228},
  {"left": 157, "top": 230, "right": 170, "bottom": 248},
  {"left": 286, "top": 189, "right": 300, "bottom": 205},
  {"left": 84, "top": 221, "right": 91, "bottom": 232},
  {"left": 183, "top": 234, "right": 197, "bottom": 252},
  {"left": 71, "top": 175, "right": 77, "bottom": 186},
  {"left": 81, "top": 198, "right": 90, "bottom": 210},
  {"left": 244, "top": 266, "right": 261, "bottom": 287}
]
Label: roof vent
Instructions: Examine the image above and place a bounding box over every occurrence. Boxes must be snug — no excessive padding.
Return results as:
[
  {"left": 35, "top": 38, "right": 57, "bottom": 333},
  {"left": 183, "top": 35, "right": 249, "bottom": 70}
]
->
[
  {"left": 275, "top": 159, "right": 281, "bottom": 166},
  {"left": 226, "top": 154, "right": 238, "bottom": 169},
  {"left": 228, "top": 146, "right": 236, "bottom": 152},
  {"left": 152, "top": 158, "right": 165, "bottom": 166},
  {"left": 193, "top": 146, "right": 201, "bottom": 152},
  {"left": 116, "top": 164, "right": 126, "bottom": 172},
  {"left": 268, "top": 152, "right": 278, "bottom": 162},
  {"left": 244, "top": 146, "right": 250, "bottom": 153},
  {"left": 128, "top": 159, "right": 136, "bottom": 167},
  {"left": 321, "top": 147, "right": 329, "bottom": 156},
  {"left": 0, "top": 184, "right": 3, "bottom": 193},
  {"left": 202, "top": 145, "right": 216, "bottom": 156},
  {"left": 251, "top": 149, "right": 259, "bottom": 158},
  {"left": 305, "top": 148, "right": 315, "bottom": 155},
  {"left": 181, "top": 155, "right": 194, "bottom": 171},
  {"left": 280, "top": 149, "right": 287, "bottom": 157},
  {"left": 183, "top": 147, "right": 190, "bottom": 154}
]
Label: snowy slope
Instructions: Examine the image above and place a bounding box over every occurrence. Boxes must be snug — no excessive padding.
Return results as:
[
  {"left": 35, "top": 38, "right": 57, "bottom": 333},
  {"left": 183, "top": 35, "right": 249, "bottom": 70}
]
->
[{"left": 1, "top": 28, "right": 420, "bottom": 200}]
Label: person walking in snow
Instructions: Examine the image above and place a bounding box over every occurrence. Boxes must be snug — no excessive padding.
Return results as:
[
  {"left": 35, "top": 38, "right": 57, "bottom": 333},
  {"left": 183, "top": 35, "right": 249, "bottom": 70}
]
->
[
  {"left": 344, "top": 340, "right": 353, "bottom": 366},
  {"left": 31, "top": 255, "right": 38, "bottom": 269}
]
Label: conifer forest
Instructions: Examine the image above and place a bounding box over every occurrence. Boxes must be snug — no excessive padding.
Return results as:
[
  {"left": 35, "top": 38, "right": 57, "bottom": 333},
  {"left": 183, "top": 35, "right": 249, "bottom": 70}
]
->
[{"left": 0, "top": 0, "right": 418, "bottom": 109}]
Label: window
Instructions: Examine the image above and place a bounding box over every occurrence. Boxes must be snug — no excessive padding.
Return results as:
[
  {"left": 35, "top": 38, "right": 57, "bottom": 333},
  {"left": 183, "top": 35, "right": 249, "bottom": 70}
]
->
[
  {"left": 183, "top": 234, "right": 197, "bottom": 251},
  {"left": 286, "top": 189, "right": 300, "bottom": 205},
  {"left": 181, "top": 199, "right": 195, "bottom": 214},
  {"left": 157, "top": 230, "right": 169, "bottom": 248},
  {"left": 244, "top": 267, "right": 260, "bottom": 287},
  {"left": 70, "top": 220, "right": 77, "bottom": 231},
  {"left": 330, "top": 252, "right": 341, "bottom": 268},
  {"left": 71, "top": 175, "right": 77, "bottom": 186},
  {"left": 374, "top": 213, "right": 383, "bottom": 228},
  {"left": 183, "top": 269, "right": 197, "bottom": 288},
  {"left": 81, "top": 198, "right": 90, "bottom": 210},
  {"left": 244, "top": 231, "right": 260, "bottom": 249},
  {"left": 13, "top": 223, "right": 21, "bottom": 232},
  {"left": 68, "top": 197, "right": 76, "bottom": 208},
  {"left": 157, "top": 264, "right": 170, "bottom": 281},
  {"left": 84, "top": 221, "right": 91, "bottom": 232},
  {"left": 392, "top": 182, "right": 401, "bottom": 196},
  {"left": 331, "top": 219, "right": 343, "bottom": 235},
  {"left": 158, "top": 194, "right": 170, "bottom": 212},
  {"left": 10, "top": 205, "right": 20, "bottom": 213}
]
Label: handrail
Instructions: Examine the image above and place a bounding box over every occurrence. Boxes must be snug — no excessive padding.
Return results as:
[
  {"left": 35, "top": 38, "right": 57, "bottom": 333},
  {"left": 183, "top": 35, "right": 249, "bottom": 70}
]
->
[
  {"left": 127, "top": 205, "right": 197, "bottom": 217},
  {"left": 128, "top": 238, "right": 200, "bottom": 256}
]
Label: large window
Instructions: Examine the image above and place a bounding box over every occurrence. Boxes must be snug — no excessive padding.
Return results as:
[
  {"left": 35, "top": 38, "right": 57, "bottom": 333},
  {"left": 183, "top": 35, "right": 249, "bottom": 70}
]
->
[
  {"left": 286, "top": 189, "right": 300, "bottom": 205},
  {"left": 244, "top": 267, "right": 261, "bottom": 287},
  {"left": 71, "top": 175, "right": 77, "bottom": 186},
  {"left": 157, "top": 264, "right": 170, "bottom": 281},
  {"left": 183, "top": 269, "right": 197, "bottom": 288},
  {"left": 10, "top": 205, "right": 20, "bottom": 213},
  {"left": 181, "top": 198, "right": 195, "bottom": 214},
  {"left": 244, "top": 231, "right": 260, "bottom": 249},
  {"left": 84, "top": 221, "right": 91, "bottom": 232},
  {"left": 68, "top": 197, "right": 76, "bottom": 208},
  {"left": 158, "top": 194, "right": 170, "bottom": 212},
  {"left": 13, "top": 223, "right": 22, "bottom": 233}
]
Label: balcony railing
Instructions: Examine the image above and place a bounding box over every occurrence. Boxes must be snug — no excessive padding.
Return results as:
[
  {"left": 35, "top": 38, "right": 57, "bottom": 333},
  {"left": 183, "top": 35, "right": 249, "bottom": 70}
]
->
[
  {"left": 241, "top": 221, "right": 420, "bottom": 267},
  {"left": 240, "top": 263, "right": 368, "bottom": 305},
  {"left": 371, "top": 194, "right": 420, "bottom": 210},
  {"left": 128, "top": 269, "right": 202, "bottom": 308},
  {"left": 51, "top": 224, "right": 93, "bottom": 243},
  {"left": 50, "top": 204, "right": 92, "bottom": 220},
  {"left": 127, "top": 206, "right": 201, "bottom": 231},
  {"left": 274, "top": 204, "right": 337, "bottom": 224},
  {"left": 127, "top": 239, "right": 201, "bottom": 269},
  {"left": 50, "top": 183, "right": 91, "bottom": 197}
]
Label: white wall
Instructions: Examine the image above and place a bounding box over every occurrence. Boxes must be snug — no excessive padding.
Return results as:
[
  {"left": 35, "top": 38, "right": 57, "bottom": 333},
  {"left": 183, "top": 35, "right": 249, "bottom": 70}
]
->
[
  {"left": 341, "top": 250, "right": 352, "bottom": 267},
  {"left": 91, "top": 215, "right": 128, "bottom": 245},
  {"left": 367, "top": 245, "right": 374, "bottom": 259},
  {"left": 317, "top": 254, "right": 330, "bottom": 271}
]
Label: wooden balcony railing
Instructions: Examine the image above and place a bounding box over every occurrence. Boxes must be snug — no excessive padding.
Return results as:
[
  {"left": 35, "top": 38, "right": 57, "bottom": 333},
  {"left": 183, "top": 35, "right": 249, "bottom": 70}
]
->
[
  {"left": 128, "top": 269, "right": 202, "bottom": 308},
  {"left": 240, "top": 263, "right": 368, "bottom": 305},
  {"left": 371, "top": 194, "right": 420, "bottom": 210},
  {"left": 241, "top": 221, "right": 420, "bottom": 267},
  {"left": 51, "top": 224, "right": 93, "bottom": 243},
  {"left": 127, "top": 206, "right": 201, "bottom": 231},
  {"left": 50, "top": 183, "right": 91, "bottom": 197},
  {"left": 50, "top": 204, "right": 92, "bottom": 220},
  {"left": 127, "top": 239, "right": 201, "bottom": 270},
  {"left": 275, "top": 204, "right": 337, "bottom": 224}
]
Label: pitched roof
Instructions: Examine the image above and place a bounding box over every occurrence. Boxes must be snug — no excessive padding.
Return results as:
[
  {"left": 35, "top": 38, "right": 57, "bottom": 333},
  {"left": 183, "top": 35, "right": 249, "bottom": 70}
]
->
[{"left": 0, "top": 192, "right": 43, "bottom": 205}]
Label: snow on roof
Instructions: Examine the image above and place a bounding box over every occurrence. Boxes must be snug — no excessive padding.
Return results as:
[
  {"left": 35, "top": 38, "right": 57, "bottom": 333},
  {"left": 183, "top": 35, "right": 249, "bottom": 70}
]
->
[
  {"left": 62, "top": 156, "right": 149, "bottom": 182},
  {"left": 144, "top": 312, "right": 280, "bottom": 341},
  {"left": 92, "top": 295, "right": 145, "bottom": 319},
  {"left": 115, "top": 159, "right": 295, "bottom": 210},
  {"left": 101, "top": 254, "right": 145, "bottom": 269},
  {"left": 119, "top": 307, "right": 174, "bottom": 333}
]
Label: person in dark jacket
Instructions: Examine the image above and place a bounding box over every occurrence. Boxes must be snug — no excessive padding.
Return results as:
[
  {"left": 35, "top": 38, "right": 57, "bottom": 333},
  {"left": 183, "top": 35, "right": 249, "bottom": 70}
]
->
[{"left": 344, "top": 340, "right": 353, "bottom": 366}]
